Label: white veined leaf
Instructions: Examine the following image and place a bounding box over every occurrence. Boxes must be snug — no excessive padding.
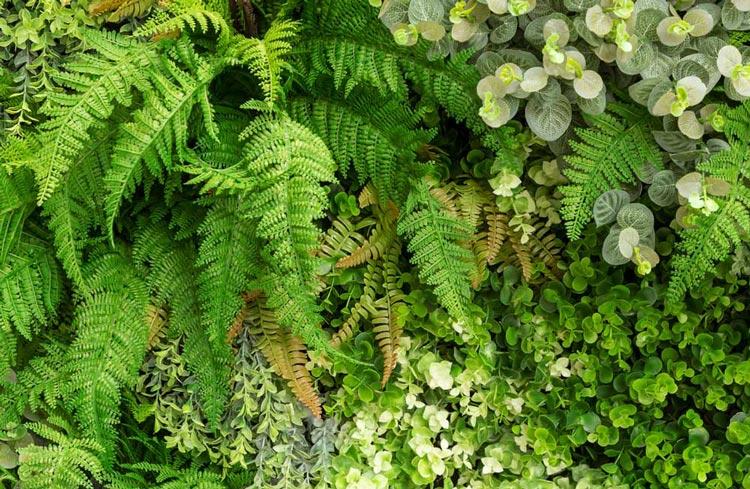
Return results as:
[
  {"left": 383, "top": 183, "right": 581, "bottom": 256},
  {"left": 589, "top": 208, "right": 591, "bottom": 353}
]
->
[
  {"left": 602, "top": 230, "right": 631, "bottom": 265},
  {"left": 628, "top": 77, "right": 666, "bottom": 105},
  {"left": 525, "top": 92, "right": 572, "bottom": 141},
  {"left": 576, "top": 88, "right": 606, "bottom": 115},
  {"left": 408, "top": 0, "right": 445, "bottom": 23},
  {"left": 678, "top": 110, "right": 704, "bottom": 140},
  {"left": 417, "top": 21, "right": 447, "bottom": 41},
  {"left": 705, "top": 177, "right": 731, "bottom": 197},
  {"left": 722, "top": 0, "right": 750, "bottom": 29},
  {"left": 635, "top": 9, "right": 667, "bottom": 40},
  {"left": 593, "top": 189, "right": 631, "bottom": 227},
  {"left": 675, "top": 172, "right": 702, "bottom": 198},
  {"left": 491, "top": 15, "right": 518, "bottom": 44},
  {"left": 617, "top": 203, "right": 654, "bottom": 236},
  {"left": 648, "top": 170, "right": 677, "bottom": 206},
  {"left": 379, "top": 0, "right": 410, "bottom": 28},
  {"left": 618, "top": 227, "right": 641, "bottom": 259}
]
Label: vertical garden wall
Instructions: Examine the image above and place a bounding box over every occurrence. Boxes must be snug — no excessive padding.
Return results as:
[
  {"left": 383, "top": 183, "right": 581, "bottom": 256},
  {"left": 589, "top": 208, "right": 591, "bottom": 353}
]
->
[{"left": 2, "top": 0, "right": 750, "bottom": 487}]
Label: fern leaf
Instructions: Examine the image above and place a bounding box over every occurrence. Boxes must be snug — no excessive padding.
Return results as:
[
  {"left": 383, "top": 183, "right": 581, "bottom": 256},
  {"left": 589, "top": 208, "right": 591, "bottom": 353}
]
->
[
  {"left": 372, "top": 244, "right": 405, "bottom": 386},
  {"left": 248, "top": 296, "right": 322, "bottom": 418},
  {"left": 63, "top": 253, "right": 149, "bottom": 466},
  {"left": 560, "top": 103, "right": 661, "bottom": 239},
  {"left": 397, "top": 180, "right": 474, "bottom": 322},
  {"left": 32, "top": 30, "right": 162, "bottom": 204},
  {"left": 239, "top": 115, "right": 337, "bottom": 282},
  {"left": 135, "top": 0, "right": 228, "bottom": 39},
  {"left": 225, "top": 20, "right": 299, "bottom": 107},
  {"left": 104, "top": 46, "right": 221, "bottom": 244}
]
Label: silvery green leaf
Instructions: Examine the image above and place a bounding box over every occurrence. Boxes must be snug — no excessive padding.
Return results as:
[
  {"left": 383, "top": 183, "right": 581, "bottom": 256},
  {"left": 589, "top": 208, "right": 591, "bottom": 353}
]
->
[
  {"left": 707, "top": 138, "right": 731, "bottom": 154},
  {"left": 653, "top": 131, "right": 696, "bottom": 153},
  {"left": 379, "top": 0, "right": 410, "bottom": 28},
  {"left": 574, "top": 16, "right": 602, "bottom": 46},
  {"left": 722, "top": 0, "right": 750, "bottom": 30},
  {"left": 676, "top": 172, "right": 702, "bottom": 199},
  {"left": 636, "top": 161, "right": 659, "bottom": 184},
  {"left": 633, "top": 0, "right": 669, "bottom": 15},
  {"left": 602, "top": 231, "right": 631, "bottom": 265},
  {"left": 0, "top": 443, "right": 18, "bottom": 470},
  {"left": 618, "top": 227, "right": 641, "bottom": 259},
  {"left": 617, "top": 41, "right": 657, "bottom": 75},
  {"left": 491, "top": 16, "right": 518, "bottom": 44},
  {"left": 476, "top": 52, "right": 504, "bottom": 76},
  {"left": 725, "top": 77, "right": 749, "bottom": 102},
  {"left": 564, "top": 0, "right": 597, "bottom": 12},
  {"left": 524, "top": 15, "right": 554, "bottom": 49},
  {"left": 593, "top": 190, "right": 631, "bottom": 227},
  {"left": 694, "top": 36, "right": 727, "bottom": 58},
  {"left": 408, "top": 0, "right": 445, "bottom": 23},
  {"left": 681, "top": 53, "right": 721, "bottom": 89},
  {"left": 694, "top": 3, "right": 721, "bottom": 24},
  {"left": 629, "top": 78, "right": 666, "bottom": 106},
  {"left": 672, "top": 59, "right": 710, "bottom": 86},
  {"left": 648, "top": 170, "right": 678, "bottom": 206},
  {"left": 646, "top": 79, "right": 675, "bottom": 116},
  {"left": 641, "top": 52, "right": 674, "bottom": 79},
  {"left": 617, "top": 203, "right": 655, "bottom": 236},
  {"left": 576, "top": 88, "right": 606, "bottom": 115},
  {"left": 635, "top": 9, "right": 667, "bottom": 41},
  {"left": 670, "top": 149, "right": 710, "bottom": 166},
  {"left": 495, "top": 49, "right": 540, "bottom": 68},
  {"left": 526, "top": 92, "right": 572, "bottom": 141}
]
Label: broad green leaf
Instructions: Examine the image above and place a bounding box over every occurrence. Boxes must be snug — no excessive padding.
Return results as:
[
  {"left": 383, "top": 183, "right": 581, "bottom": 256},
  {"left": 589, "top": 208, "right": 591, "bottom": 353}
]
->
[
  {"left": 526, "top": 92, "right": 572, "bottom": 141},
  {"left": 593, "top": 190, "right": 630, "bottom": 227},
  {"left": 617, "top": 203, "right": 654, "bottom": 236},
  {"left": 648, "top": 170, "right": 677, "bottom": 206}
]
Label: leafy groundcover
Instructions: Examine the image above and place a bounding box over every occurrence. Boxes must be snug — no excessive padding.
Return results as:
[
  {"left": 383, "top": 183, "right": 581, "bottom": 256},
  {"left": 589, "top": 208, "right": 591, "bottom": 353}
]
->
[{"left": 2, "top": 0, "right": 750, "bottom": 487}]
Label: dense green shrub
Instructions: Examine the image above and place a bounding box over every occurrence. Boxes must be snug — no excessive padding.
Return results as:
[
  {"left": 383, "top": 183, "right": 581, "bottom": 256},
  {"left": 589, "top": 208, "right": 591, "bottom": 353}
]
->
[{"left": 2, "top": 0, "right": 750, "bottom": 488}]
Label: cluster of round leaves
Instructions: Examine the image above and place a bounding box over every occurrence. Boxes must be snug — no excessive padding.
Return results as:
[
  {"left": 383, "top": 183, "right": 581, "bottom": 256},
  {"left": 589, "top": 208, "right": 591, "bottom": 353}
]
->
[{"left": 376, "top": 0, "right": 750, "bottom": 141}]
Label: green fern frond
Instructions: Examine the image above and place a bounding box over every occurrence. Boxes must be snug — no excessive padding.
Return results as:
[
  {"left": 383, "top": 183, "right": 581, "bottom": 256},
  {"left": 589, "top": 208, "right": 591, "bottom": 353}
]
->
[
  {"left": 133, "top": 219, "right": 233, "bottom": 424},
  {"left": 239, "top": 115, "right": 337, "bottom": 282},
  {"left": 397, "top": 180, "right": 474, "bottom": 323},
  {"left": 301, "top": 0, "right": 486, "bottom": 132},
  {"left": 0, "top": 169, "right": 35, "bottom": 266},
  {"left": 63, "top": 252, "right": 149, "bottom": 465},
  {"left": 135, "top": 0, "right": 228, "bottom": 39},
  {"left": 224, "top": 20, "right": 299, "bottom": 107},
  {"left": 89, "top": 0, "right": 156, "bottom": 21},
  {"left": 31, "top": 30, "right": 163, "bottom": 204},
  {"left": 288, "top": 90, "right": 434, "bottom": 205},
  {"left": 197, "top": 197, "right": 262, "bottom": 358},
  {"left": 560, "top": 103, "right": 662, "bottom": 240},
  {"left": 17, "top": 423, "right": 105, "bottom": 489},
  {"left": 668, "top": 143, "right": 750, "bottom": 303},
  {"left": 104, "top": 44, "right": 221, "bottom": 244},
  {"left": 372, "top": 242, "right": 405, "bottom": 387},
  {"left": 112, "top": 463, "right": 225, "bottom": 489}
]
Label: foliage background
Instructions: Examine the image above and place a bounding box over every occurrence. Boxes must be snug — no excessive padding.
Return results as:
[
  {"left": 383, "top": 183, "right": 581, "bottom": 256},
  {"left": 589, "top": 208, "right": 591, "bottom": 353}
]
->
[{"left": 2, "top": 0, "right": 750, "bottom": 488}]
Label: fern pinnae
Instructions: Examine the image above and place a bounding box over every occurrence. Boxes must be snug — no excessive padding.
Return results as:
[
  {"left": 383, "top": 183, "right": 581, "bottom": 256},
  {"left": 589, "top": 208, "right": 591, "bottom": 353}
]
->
[
  {"left": 104, "top": 49, "right": 221, "bottom": 245},
  {"left": 32, "top": 30, "right": 162, "bottom": 204},
  {"left": 560, "top": 103, "right": 661, "bottom": 240}
]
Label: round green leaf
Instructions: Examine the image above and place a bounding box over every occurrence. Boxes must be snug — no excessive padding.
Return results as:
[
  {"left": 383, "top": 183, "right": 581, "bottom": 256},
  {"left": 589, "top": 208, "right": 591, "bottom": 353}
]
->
[
  {"left": 593, "top": 189, "right": 630, "bottom": 227},
  {"left": 602, "top": 230, "right": 631, "bottom": 265},
  {"left": 526, "top": 92, "right": 572, "bottom": 141},
  {"left": 617, "top": 203, "right": 655, "bottom": 236},
  {"left": 618, "top": 227, "right": 641, "bottom": 259},
  {"left": 649, "top": 170, "right": 677, "bottom": 206},
  {"left": 408, "top": 0, "right": 444, "bottom": 23}
]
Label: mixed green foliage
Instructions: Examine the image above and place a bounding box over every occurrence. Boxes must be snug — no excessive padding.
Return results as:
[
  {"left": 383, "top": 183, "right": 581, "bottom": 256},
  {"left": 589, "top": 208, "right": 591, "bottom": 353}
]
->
[{"left": 2, "top": 0, "right": 750, "bottom": 488}]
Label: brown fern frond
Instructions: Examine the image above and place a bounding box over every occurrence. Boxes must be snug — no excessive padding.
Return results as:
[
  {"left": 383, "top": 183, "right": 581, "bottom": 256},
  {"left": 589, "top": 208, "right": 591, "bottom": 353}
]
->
[
  {"left": 331, "top": 261, "right": 381, "bottom": 346},
  {"left": 525, "top": 220, "right": 563, "bottom": 279},
  {"left": 470, "top": 232, "right": 489, "bottom": 289},
  {"left": 145, "top": 303, "right": 168, "bottom": 350},
  {"left": 485, "top": 208, "right": 509, "bottom": 264},
  {"left": 248, "top": 297, "right": 322, "bottom": 418},
  {"left": 358, "top": 184, "right": 379, "bottom": 208},
  {"left": 336, "top": 219, "right": 396, "bottom": 269},
  {"left": 89, "top": 0, "right": 155, "bottom": 21},
  {"left": 373, "top": 243, "right": 405, "bottom": 386},
  {"left": 429, "top": 185, "right": 459, "bottom": 216},
  {"left": 319, "top": 217, "right": 371, "bottom": 261},
  {"left": 456, "top": 180, "right": 492, "bottom": 228},
  {"left": 509, "top": 232, "right": 534, "bottom": 281}
]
